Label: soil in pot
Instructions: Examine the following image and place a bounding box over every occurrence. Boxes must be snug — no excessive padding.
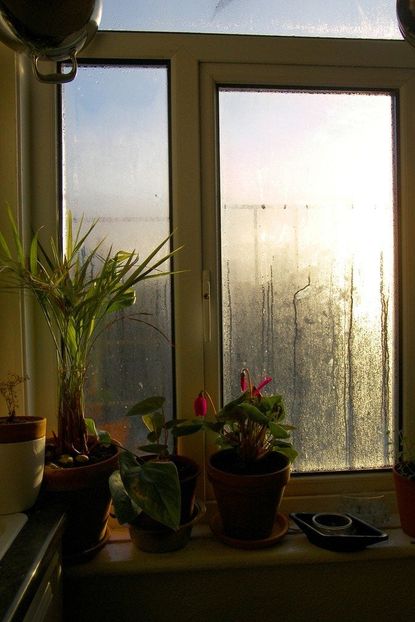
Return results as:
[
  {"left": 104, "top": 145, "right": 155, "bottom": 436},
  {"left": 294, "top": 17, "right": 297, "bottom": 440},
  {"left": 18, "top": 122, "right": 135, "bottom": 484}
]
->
[{"left": 208, "top": 449, "right": 290, "bottom": 542}]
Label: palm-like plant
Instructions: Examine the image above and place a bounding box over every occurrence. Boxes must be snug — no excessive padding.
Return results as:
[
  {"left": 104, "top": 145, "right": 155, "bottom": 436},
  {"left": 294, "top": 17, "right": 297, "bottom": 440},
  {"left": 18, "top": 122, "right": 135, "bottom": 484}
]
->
[{"left": 0, "top": 208, "right": 180, "bottom": 457}]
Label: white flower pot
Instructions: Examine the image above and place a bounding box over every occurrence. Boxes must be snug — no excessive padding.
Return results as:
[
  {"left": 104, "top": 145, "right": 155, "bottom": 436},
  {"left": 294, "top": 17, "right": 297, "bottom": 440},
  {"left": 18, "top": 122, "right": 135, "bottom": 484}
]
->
[{"left": 0, "top": 417, "right": 46, "bottom": 514}]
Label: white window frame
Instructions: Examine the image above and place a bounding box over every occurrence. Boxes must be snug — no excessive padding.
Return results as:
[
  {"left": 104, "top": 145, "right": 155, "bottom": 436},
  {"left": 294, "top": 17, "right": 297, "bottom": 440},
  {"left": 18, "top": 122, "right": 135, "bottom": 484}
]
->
[{"left": 8, "top": 31, "right": 415, "bottom": 505}]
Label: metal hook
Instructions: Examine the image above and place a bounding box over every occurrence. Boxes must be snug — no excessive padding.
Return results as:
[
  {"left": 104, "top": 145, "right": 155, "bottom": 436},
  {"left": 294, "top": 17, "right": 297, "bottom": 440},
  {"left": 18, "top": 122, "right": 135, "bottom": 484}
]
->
[{"left": 32, "top": 51, "right": 78, "bottom": 84}]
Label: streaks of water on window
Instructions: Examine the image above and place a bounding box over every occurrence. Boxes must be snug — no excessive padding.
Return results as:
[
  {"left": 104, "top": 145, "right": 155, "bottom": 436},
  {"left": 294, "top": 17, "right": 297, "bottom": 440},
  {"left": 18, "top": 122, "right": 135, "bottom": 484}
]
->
[{"left": 221, "top": 203, "right": 395, "bottom": 472}]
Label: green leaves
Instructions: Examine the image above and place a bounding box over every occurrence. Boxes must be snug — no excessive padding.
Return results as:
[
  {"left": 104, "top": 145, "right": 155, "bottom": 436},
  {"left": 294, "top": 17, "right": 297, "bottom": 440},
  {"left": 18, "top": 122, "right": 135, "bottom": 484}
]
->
[
  {"left": 238, "top": 402, "right": 269, "bottom": 424},
  {"left": 116, "top": 451, "right": 181, "bottom": 530},
  {"left": 172, "top": 421, "right": 204, "bottom": 437},
  {"left": 0, "top": 208, "right": 182, "bottom": 454},
  {"left": 126, "top": 396, "right": 165, "bottom": 417},
  {"left": 109, "top": 470, "right": 142, "bottom": 525},
  {"left": 211, "top": 371, "right": 297, "bottom": 465},
  {"left": 84, "top": 417, "right": 112, "bottom": 445},
  {"left": 0, "top": 211, "right": 180, "bottom": 376},
  {"left": 268, "top": 421, "right": 290, "bottom": 439},
  {"left": 126, "top": 395, "right": 202, "bottom": 457},
  {"left": 272, "top": 443, "right": 298, "bottom": 463}
]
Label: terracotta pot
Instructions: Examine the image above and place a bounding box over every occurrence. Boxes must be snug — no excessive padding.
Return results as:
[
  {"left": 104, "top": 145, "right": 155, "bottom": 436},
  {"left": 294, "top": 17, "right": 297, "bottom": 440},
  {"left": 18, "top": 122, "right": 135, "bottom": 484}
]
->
[
  {"left": 393, "top": 463, "right": 415, "bottom": 537},
  {"left": 43, "top": 445, "right": 119, "bottom": 562},
  {"left": 207, "top": 449, "right": 290, "bottom": 541},
  {"left": 0, "top": 416, "right": 46, "bottom": 514}
]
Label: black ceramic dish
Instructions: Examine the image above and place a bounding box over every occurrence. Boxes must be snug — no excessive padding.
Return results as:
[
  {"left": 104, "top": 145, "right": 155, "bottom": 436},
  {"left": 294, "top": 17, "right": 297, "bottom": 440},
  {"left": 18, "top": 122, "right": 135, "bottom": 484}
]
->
[{"left": 290, "top": 512, "right": 389, "bottom": 552}]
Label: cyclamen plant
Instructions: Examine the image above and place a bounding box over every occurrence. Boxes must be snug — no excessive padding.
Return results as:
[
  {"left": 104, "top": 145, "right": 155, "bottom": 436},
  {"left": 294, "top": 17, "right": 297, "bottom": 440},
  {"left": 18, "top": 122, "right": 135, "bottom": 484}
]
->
[{"left": 194, "top": 368, "right": 297, "bottom": 465}]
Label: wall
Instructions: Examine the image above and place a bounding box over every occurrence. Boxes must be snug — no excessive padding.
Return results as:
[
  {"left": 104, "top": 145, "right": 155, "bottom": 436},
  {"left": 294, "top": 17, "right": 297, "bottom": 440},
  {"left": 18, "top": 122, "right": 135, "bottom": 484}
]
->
[
  {"left": 63, "top": 526, "right": 415, "bottom": 622},
  {"left": 65, "top": 561, "right": 415, "bottom": 622},
  {"left": 0, "top": 44, "right": 26, "bottom": 393}
]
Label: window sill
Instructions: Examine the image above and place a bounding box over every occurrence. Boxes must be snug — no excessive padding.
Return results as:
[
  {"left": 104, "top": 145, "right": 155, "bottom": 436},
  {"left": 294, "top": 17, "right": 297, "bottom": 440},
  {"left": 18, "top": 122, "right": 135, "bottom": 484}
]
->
[
  {"left": 63, "top": 516, "right": 415, "bottom": 622},
  {"left": 65, "top": 518, "right": 414, "bottom": 577}
]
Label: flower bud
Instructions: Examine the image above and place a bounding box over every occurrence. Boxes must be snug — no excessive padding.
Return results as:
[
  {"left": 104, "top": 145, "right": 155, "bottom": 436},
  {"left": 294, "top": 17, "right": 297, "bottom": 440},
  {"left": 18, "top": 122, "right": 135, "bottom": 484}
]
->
[
  {"left": 240, "top": 370, "right": 248, "bottom": 392},
  {"left": 194, "top": 392, "right": 207, "bottom": 417}
]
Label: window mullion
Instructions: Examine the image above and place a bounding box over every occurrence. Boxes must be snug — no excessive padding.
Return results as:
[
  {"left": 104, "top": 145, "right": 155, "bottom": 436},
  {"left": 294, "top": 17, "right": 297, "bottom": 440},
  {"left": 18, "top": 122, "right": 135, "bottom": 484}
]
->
[{"left": 170, "top": 49, "right": 206, "bottom": 461}]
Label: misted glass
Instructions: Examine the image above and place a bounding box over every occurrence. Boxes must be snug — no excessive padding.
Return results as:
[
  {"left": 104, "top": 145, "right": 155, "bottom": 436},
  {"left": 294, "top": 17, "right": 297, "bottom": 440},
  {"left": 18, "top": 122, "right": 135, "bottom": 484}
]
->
[
  {"left": 61, "top": 65, "right": 172, "bottom": 452},
  {"left": 101, "top": 0, "right": 401, "bottom": 39},
  {"left": 219, "top": 88, "right": 396, "bottom": 472}
]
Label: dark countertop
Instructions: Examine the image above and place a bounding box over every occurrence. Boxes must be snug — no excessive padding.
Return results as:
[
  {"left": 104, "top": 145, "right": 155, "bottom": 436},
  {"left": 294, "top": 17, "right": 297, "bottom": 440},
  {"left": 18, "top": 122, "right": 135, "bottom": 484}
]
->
[{"left": 0, "top": 497, "right": 65, "bottom": 622}]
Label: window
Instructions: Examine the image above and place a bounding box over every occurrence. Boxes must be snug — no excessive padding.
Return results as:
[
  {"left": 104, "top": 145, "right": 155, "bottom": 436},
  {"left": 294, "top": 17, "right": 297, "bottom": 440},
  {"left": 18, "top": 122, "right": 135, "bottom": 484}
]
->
[
  {"left": 61, "top": 64, "right": 173, "bottom": 449},
  {"left": 22, "top": 24, "right": 415, "bottom": 497},
  {"left": 219, "top": 88, "right": 396, "bottom": 472},
  {"left": 101, "top": 0, "right": 401, "bottom": 39}
]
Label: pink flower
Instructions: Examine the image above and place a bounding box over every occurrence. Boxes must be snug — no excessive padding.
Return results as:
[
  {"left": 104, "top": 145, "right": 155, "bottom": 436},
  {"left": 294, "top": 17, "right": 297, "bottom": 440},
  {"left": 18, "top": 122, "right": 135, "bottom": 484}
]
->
[
  {"left": 194, "top": 392, "right": 207, "bottom": 417},
  {"left": 240, "top": 370, "right": 248, "bottom": 392},
  {"left": 252, "top": 376, "right": 272, "bottom": 397}
]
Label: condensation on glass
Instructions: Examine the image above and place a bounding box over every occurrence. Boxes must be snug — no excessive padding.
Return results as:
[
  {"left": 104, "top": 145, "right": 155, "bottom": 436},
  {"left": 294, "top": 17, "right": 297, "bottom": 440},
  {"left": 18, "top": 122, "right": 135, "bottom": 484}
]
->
[
  {"left": 219, "top": 88, "right": 397, "bottom": 472},
  {"left": 101, "top": 0, "right": 401, "bottom": 40},
  {"left": 61, "top": 64, "right": 173, "bottom": 450}
]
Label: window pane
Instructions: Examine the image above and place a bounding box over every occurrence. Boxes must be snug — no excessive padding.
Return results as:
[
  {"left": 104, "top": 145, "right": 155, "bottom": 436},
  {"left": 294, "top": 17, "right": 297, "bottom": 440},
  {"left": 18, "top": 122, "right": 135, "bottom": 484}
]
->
[
  {"left": 219, "top": 88, "right": 396, "bottom": 472},
  {"left": 61, "top": 65, "right": 173, "bottom": 451},
  {"left": 102, "top": 0, "right": 401, "bottom": 39}
]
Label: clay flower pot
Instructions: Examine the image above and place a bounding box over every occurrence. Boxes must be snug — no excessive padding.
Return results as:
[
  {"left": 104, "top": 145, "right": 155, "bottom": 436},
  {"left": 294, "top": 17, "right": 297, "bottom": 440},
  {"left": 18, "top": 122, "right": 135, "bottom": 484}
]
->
[
  {"left": 43, "top": 445, "right": 119, "bottom": 562},
  {"left": 393, "top": 463, "right": 415, "bottom": 537},
  {"left": 208, "top": 449, "right": 290, "bottom": 542}
]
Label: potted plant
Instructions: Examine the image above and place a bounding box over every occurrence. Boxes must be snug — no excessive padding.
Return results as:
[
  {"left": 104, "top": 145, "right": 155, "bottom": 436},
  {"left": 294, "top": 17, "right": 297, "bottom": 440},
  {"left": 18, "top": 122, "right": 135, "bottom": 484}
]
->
[
  {"left": 0, "top": 373, "right": 46, "bottom": 514},
  {"left": 393, "top": 434, "right": 415, "bottom": 537},
  {"left": 109, "top": 395, "right": 204, "bottom": 552},
  {"left": 195, "top": 368, "right": 297, "bottom": 547},
  {"left": 0, "top": 207, "right": 179, "bottom": 559}
]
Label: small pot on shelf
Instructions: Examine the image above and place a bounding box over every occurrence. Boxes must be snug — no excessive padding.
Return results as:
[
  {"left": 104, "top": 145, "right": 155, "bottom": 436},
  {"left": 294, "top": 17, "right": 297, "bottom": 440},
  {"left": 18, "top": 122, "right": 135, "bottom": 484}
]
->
[
  {"left": 129, "top": 499, "right": 206, "bottom": 553},
  {"left": 393, "top": 462, "right": 415, "bottom": 537},
  {"left": 110, "top": 450, "right": 202, "bottom": 553},
  {"left": 0, "top": 415, "right": 46, "bottom": 514}
]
